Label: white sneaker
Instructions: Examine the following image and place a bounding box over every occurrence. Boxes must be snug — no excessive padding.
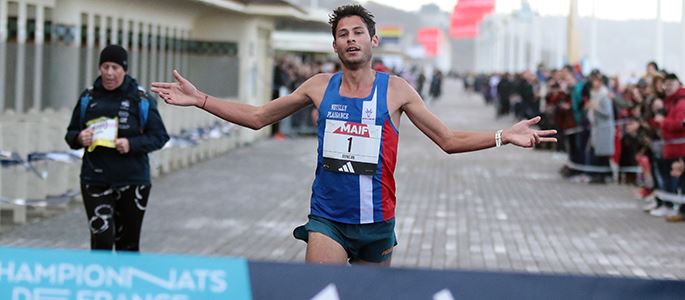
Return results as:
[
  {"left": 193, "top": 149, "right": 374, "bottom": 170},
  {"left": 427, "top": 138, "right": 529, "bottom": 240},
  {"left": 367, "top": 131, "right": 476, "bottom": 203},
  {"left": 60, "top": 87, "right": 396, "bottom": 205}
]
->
[
  {"left": 570, "top": 174, "right": 590, "bottom": 183},
  {"left": 650, "top": 206, "right": 671, "bottom": 217},
  {"left": 642, "top": 199, "right": 657, "bottom": 212}
]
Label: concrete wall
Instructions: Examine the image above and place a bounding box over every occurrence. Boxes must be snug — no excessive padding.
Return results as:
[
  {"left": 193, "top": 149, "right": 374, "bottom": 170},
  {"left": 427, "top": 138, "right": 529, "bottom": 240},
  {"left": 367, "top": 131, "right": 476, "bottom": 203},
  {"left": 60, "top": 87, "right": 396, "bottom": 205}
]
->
[{"left": 193, "top": 13, "right": 275, "bottom": 143}]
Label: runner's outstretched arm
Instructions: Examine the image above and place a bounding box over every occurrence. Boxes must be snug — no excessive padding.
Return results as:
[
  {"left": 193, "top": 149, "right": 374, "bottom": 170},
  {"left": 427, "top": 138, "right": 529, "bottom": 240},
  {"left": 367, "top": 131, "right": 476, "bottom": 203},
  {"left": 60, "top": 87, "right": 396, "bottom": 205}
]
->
[
  {"left": 394, "top": 77, "right": 557, "bottom": 153},
  {"left": 151, "top": 70, "right": 321, "bottom": 130}
]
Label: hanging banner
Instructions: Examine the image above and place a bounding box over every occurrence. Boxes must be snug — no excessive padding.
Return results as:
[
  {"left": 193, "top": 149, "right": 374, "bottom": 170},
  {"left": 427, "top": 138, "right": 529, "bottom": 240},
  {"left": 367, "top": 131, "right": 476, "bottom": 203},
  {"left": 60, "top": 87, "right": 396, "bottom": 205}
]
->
[
  {"left": 450, "top": 17, "right": 480, "bottom": 38},
  {"left": 417, "top": 27, "right": 440, "bottom": 57},
  {"left": 449, "top": 0, "right": 495, "bottom": 39}
]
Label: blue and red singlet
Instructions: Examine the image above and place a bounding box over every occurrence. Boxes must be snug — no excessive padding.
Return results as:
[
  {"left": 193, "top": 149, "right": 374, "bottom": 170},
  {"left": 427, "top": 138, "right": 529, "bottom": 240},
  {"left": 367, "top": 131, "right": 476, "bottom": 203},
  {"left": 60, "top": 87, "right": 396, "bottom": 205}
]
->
[{"left": 310, "top": 72, "right": 399, "bottom": 224}]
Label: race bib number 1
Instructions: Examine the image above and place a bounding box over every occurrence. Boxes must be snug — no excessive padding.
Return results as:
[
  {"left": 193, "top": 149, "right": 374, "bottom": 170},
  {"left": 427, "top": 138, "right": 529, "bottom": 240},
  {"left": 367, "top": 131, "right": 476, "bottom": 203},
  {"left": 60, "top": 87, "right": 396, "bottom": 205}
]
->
[{"left": 322, "top": 119, "right": 381, "bottom": 175}]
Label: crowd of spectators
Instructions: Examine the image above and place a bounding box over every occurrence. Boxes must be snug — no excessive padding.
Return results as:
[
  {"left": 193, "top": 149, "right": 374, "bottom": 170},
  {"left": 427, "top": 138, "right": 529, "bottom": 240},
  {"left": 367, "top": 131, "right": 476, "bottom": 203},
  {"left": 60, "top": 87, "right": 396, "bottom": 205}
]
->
[{"left": 469, "top": 62, "right": 685, "bottom": 223}]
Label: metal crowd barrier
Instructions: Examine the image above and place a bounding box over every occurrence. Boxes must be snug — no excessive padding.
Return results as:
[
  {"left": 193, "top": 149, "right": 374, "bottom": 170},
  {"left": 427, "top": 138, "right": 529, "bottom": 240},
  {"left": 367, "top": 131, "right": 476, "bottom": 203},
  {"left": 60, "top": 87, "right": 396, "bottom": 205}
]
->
[
  {"left": 561, "top": 117, "right": 685, "bottom": 175},
  {"left": 0, "top": 104, "right": 247, "bottom": 229}
]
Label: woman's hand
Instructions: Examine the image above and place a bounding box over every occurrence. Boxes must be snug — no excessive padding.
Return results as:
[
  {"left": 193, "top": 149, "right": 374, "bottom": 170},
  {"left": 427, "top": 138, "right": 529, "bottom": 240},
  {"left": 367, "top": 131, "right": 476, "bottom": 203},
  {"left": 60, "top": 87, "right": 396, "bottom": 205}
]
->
[
  {"left": 115, "top": 138, "right": 130, "bottom": 154},
  {"left": 78, "top": 128, "right": 94, "bottom": 147}
]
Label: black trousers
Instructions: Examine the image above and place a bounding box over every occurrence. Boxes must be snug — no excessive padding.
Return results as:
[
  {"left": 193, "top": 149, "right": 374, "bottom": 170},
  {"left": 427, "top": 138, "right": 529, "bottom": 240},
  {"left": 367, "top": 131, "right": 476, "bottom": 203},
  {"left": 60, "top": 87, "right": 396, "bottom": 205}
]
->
[
  {"left": 80, "top": 183, "right": 151, "bottom": 251},
  {"left": 654, "top": 158, "right": 685, "bottom": 210}
]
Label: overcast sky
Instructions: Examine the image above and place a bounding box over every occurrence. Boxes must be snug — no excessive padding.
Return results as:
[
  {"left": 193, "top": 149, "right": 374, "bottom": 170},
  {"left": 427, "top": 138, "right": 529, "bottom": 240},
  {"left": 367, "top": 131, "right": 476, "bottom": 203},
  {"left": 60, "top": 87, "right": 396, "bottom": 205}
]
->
[{"left": 364, "top": 0, "right": 684, "bottom": 21}]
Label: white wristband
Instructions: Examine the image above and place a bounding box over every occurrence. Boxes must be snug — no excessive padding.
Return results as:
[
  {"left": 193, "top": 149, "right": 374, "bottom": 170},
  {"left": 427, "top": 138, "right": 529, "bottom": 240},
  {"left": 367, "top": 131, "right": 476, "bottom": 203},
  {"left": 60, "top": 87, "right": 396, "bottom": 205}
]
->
[{"left": 495, "top": 129, "right": 503, "bottom": 147}]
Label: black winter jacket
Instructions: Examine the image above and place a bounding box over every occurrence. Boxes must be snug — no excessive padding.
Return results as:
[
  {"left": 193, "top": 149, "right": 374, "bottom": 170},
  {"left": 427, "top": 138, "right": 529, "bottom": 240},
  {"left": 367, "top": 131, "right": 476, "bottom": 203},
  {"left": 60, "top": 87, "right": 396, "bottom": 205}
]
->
[{"left": 65, "top": 75, "right": 169, "bottom": 186}]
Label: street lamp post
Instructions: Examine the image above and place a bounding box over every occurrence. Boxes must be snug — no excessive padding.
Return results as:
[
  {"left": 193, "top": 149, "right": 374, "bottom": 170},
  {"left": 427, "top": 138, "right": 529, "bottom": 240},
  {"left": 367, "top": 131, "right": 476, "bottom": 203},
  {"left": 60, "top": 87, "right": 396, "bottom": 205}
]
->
[
  {"left": 556, "top": 16, "right": 564, "bottom": 68},
  {"left": 530, "top": 15, "right": 541, "bottom": 71},
  {"left": 516, "top": 20, "right": 526, "bottom": 71},
  {"left": 590, "top": 0, "right": 599, "bottom": 69},
  {"left": 495, "top": 17, "right": 504, "bottom": 73},
  {"left": 567, "top": 0, "right": 580, "bottom": 66},
  {"left": 656, "top": 0, "right": 664, "bottom": 65},
  {"left": 507, "top": 18, "right": 515, "bottom": 72},
  {"left": 681, "top": 0, "right": 685, "bottom": 77}
]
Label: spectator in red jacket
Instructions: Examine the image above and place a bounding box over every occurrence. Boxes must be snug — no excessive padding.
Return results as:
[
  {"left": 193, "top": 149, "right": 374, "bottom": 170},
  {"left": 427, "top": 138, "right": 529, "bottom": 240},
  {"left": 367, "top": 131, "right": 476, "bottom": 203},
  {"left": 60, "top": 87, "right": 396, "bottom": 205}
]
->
[
  {"left": 657, "top": 74, "right": 685, "bottom": 160},
  {"left": 652, "top": 73, "right": 685, "bottom": 221}
]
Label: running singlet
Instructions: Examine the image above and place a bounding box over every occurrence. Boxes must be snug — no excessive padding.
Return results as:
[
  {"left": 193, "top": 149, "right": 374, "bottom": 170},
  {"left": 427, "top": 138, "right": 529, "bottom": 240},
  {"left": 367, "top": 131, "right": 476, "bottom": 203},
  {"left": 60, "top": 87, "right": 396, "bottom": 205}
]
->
[{"left": 310, "top": 72, "right": 399, "bottom": 224}]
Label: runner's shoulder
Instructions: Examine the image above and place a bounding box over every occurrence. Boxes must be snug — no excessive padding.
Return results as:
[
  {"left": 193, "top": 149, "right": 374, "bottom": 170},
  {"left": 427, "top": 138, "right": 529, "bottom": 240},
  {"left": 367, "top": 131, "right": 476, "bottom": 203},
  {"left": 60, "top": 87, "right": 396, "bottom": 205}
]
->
[
  {"left": 298, "top": 73, "right": 333, "bottom": 93},
  {"left": 305, "top": 73, "right": 334, "bottom": 85},
  {"left": 388, "top": 75, "right": 413, "bottom": 91},
  {"left": 388, "top": 74, "right": 416, "bottom": 104},
  {"left": 289, "top": 73, "right": 331, "bottom": 104}
]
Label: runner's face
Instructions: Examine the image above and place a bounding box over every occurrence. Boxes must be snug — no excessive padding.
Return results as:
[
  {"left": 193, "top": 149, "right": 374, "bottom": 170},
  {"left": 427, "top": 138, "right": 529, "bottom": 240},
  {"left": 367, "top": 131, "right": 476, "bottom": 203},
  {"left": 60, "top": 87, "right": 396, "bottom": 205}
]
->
[
  {"left": 333, "top": 16, "right": 378, "bottom": 70},
  {"left": 99, "top": 62, "right": 126, "bottom": 91}
]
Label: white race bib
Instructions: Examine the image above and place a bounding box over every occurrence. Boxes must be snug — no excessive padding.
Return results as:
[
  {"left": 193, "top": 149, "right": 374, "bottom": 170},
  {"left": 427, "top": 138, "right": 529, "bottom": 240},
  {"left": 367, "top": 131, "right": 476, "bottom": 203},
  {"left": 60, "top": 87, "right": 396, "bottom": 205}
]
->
[{"left": 322, "top": 119, "right": 382, "bottom": 175}]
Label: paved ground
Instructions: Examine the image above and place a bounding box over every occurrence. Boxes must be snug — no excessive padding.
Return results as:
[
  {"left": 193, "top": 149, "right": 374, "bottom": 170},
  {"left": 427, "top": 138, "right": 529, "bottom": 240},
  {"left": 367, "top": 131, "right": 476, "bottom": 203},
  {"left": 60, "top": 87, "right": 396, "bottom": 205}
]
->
[{"left": 1, "top": 79, "right": 684, "bottom": 280}]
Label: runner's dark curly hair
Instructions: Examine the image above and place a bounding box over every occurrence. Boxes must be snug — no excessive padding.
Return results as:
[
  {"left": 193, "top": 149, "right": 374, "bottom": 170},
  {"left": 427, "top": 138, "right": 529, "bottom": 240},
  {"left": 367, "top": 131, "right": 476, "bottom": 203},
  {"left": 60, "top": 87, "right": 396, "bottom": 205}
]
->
[{"left": 329, "top": 4, "right": 376, "bottom": 39}]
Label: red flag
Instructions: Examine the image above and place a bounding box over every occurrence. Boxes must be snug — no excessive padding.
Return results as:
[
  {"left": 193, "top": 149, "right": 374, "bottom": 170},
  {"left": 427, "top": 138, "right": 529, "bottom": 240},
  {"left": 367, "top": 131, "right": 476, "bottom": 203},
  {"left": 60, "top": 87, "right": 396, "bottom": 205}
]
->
[
  {"left": 449, "top": 0, "right": 495, "bottom": 39},
  {"left": 417, "top": 27, "right": 440, "bottom": 57}
]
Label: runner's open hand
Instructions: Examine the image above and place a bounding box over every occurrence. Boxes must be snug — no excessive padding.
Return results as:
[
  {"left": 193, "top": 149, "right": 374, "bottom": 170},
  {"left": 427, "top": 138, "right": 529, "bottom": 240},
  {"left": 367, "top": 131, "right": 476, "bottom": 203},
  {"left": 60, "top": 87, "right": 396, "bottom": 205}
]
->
[
  {"left": 151, "top": 70, "right": 202, "bottom": 107},
  {"left": 503, "top": 116, "right": 557, "bottom": 148}
]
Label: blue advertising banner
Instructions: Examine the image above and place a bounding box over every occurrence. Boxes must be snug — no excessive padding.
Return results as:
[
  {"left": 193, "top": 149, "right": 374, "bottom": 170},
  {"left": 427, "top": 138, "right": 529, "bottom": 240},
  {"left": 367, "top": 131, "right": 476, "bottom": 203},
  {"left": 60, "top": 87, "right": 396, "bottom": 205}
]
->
[
  {"left": 3, "top": 247, "right": 685, "bottom": 300},
  {"left": 249, "top": 261, "right": 685, "bottom": 300},
  {"left": 0, "top": 247, "right": 252, "bottom": 300}
]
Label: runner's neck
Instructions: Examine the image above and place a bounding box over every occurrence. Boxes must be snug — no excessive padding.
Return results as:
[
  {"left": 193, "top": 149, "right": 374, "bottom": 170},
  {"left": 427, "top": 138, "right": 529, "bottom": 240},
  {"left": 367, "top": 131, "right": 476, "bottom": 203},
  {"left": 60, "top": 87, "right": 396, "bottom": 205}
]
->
[{"left": 340, "top": 69, "right": 376, "bottom": 98}]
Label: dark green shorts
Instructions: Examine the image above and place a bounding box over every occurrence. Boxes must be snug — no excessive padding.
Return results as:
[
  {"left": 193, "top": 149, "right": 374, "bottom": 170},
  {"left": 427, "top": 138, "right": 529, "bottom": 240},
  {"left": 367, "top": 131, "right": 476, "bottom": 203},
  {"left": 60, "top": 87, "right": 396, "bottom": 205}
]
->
[{"left": 293, "top": 215, "right": 397, "bottom": 263}]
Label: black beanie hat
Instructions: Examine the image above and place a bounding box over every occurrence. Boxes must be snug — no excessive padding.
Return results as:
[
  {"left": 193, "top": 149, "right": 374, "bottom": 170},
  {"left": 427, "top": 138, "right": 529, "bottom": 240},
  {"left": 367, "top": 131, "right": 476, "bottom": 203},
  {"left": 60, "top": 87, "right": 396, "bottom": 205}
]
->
[{"left": 99, "top": 45, "right": 128, "bottom": 71}]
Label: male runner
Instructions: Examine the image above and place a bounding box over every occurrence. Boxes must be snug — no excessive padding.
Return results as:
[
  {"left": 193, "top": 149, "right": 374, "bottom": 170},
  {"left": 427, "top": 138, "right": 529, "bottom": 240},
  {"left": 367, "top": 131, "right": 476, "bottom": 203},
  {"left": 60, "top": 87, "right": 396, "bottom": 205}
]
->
[{"left": 151, "top": 4, "right": 556, "bottom": 266}]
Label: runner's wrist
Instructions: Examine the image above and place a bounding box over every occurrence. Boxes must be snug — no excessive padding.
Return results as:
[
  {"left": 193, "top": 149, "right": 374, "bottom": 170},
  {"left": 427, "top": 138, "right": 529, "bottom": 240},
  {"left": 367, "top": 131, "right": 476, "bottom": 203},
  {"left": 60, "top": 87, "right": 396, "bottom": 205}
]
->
[
  {"left": 495, "top": 129, "right": 503, "bottom": 147},
  {"left": 195, "top": 92, "right": 208, "bottom": 109},
  {"left": 497, "top": 129, "right": 509, "bottom": 146}
]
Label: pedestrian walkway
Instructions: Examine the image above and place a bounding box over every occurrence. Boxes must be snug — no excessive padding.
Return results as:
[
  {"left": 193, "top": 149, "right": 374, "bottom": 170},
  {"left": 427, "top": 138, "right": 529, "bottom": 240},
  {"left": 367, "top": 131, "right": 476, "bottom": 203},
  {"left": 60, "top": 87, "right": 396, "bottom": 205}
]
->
[{"left": 1, "top": 79, "right": 683, "bottom": 280}]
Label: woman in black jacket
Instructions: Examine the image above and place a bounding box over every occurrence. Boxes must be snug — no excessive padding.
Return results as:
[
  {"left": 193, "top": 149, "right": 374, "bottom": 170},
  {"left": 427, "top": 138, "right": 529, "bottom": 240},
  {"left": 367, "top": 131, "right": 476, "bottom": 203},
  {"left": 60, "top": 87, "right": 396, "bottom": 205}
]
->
[{"left": 65, "top": 45, "right": 169, "bottom": 252}]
